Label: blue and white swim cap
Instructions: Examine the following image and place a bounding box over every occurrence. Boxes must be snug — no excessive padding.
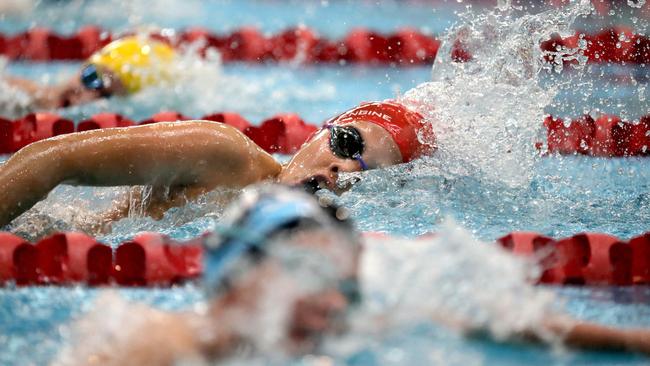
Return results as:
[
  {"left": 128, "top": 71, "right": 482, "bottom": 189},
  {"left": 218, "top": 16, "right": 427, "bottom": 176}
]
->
[{"left": 202, "top": 184, "right": 355, "bottom": 295}]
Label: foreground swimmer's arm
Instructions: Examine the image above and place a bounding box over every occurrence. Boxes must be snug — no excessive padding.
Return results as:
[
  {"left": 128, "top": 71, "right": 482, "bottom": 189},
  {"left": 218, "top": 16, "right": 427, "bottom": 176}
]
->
[
  {"left": 0, "top": 121, "right": 281, "bottom": 227},
  {"left": 459, "top": 315, "right": 650, "bottom": 354},
  {"left": 471, "top": 315, "right": 650, "bottom": 354},
  {"left": 435, "top": 307, "right": 650, "bottom": 354},
  {"left": 543, "top": 316, "right": 650, "bottom": 354}
]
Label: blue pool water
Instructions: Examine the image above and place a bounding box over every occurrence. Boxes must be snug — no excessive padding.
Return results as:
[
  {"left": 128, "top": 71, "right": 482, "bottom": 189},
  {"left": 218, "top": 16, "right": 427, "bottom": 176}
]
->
[{"left": 1, "top": 0, "right": 650, "bottom": 365}]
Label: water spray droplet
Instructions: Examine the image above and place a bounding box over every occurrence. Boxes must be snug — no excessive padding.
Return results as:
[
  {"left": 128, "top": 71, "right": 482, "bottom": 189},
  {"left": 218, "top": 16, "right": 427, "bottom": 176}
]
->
[{"left": 627, "top": 0, "right": 646, "bottom": 9}]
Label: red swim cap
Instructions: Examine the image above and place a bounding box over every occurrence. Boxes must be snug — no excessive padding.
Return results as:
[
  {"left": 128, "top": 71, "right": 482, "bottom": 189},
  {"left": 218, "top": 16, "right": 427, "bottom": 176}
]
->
[{"left": 327, "top": 101, "right": 434, "bottom": 162}]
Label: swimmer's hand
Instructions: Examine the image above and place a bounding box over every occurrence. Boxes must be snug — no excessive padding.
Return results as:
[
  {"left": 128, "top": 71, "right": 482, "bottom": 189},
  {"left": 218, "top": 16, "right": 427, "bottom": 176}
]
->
[
  {"left": 543, "top": 316, "right": 650, "bottom": 355},
  {"left": 438, "top": 312, "right": 650, "bottom": 356}
]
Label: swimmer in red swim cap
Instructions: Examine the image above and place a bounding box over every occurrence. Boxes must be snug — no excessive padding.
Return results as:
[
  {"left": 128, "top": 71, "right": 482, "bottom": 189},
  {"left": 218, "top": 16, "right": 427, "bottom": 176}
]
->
[
  {"left": 279, "top": 100, "right": 435, "bottom": 192},
  {"left": 0, "top": 100, "right": 434, "bottom": 227}
]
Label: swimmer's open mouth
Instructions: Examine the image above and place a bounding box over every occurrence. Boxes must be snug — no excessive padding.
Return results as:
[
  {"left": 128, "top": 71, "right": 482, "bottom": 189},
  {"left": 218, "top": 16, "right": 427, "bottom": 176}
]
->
[
  {"left": 301, "top": 175, "right": 331, "bottom": 194},
  {"left": 301, "top": 175, "right": 361, "bottom": 194}
]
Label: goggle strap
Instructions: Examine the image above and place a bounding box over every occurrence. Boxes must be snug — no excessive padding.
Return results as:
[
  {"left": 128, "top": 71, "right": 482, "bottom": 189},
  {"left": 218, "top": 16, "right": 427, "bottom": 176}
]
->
[{"left": 354, "top": 153, "right": 368, "bottom": 170}]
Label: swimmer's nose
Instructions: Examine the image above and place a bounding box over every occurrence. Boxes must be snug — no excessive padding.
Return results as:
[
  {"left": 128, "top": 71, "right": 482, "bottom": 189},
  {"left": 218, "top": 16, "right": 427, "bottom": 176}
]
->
[{"left": 328, "top": 163, "right": 342, "bottom": 181}]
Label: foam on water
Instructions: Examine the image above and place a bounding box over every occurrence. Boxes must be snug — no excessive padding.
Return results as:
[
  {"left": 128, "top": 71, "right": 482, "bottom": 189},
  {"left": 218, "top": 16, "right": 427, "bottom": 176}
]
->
[
  {"left": 355, "top": 220, "right": 557, "bottom": 341},
  {"left": 50, "top": 220, "right": 559, "bottom": 365},
  {"left": 2, "top": 1, "right": 650, "bottom": 365},
  {"left": 6, "top": 184, "right": 238, "bottom": 244},
  {"left": 0, "top": 57, "right": 35, "bottom": 119},
  {"left": 400, "top": 0, "right": 592, "bottom": 188},
  {"left": 59, "top": 41, "right": 337, "bottom": 121}
]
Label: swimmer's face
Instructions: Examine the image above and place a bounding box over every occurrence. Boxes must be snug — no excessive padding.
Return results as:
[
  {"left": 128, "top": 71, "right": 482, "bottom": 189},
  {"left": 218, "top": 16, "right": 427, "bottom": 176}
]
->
[
  {"left": 278, "top": 121, "right": 402, "bottom": 193},
  {"left": 215, "top": 228, "right": 361, "bottom": 352},
  {"left": 58, "top": 77, "right": 104, "bottom": 108}
]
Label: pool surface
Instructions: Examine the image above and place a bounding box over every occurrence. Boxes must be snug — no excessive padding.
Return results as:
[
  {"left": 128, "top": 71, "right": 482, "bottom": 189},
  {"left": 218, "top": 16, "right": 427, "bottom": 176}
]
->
[{"left": 1, "top": 0, "right": 650, "bottom": 365}]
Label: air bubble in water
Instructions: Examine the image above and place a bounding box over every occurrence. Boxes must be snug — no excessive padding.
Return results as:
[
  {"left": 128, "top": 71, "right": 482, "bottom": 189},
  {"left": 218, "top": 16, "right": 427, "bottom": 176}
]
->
[
  {"left": 639, "top": 85, "right": 647, "bottom": 102},
  {"left": 401, "top": 0, "right": 592, "bottom": 188},
  {"left": 627, "top": 0, "right": 646, "bottom": 9}
]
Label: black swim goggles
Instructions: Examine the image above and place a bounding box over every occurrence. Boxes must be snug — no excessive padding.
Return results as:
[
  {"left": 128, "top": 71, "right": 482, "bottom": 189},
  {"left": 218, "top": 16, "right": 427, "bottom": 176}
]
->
[
  {"left": 326, "top": 124, "right": 368, "bottom": 170},
  {"left": 80, "top": 64, "right": 112, "bottom": 97}
]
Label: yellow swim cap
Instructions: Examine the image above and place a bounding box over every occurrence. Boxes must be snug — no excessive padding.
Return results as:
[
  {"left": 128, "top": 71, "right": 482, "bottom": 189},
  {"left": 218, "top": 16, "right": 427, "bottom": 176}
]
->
[{"left": 87, "top": 36, "right": 176, "bottom": 93}]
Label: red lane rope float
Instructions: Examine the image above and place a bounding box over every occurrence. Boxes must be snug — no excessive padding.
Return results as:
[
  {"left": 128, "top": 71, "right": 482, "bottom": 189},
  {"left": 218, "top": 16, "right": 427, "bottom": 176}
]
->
[
  {"left": 0, "top": 26, "right": 441, "bottom": 65},
  {"left": 0, "top": 232, "right": 202, "bottom": 286},
  {"left": 544, "top": 114, "right": 650, "bottom": 156},
  {"left": 0, "top": 230, "right": 648, "bottom": 286},
  {"left": 0, "top": 111, "right": 318, "bottom": 155},
  {"left": 540, "top": 26, "right": 650, "bottom": 65},
  {"left": 2, "top": 111, "right": 649, "bottom": 157},
  {"left": 498, "top": 231, "right": 650, "bottom": 286},
  {"left": 0, "top": 26, "right": 648, "bottom": 65}
]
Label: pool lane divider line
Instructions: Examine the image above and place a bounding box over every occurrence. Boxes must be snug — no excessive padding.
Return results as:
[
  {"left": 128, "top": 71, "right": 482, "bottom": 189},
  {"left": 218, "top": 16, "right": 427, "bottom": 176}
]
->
[
  {"left": 0, "top": 232, "right": 203, "bottom": 286},
  {"left": 0, "top": 26, "right": 648, "bottom": 65},
  {"left": 0, "top": 230, "right": 649, "bottom": 287},
  {"left": 497, "top": 232, "right": 650, "bottom": 286},
  {"left": 1, "top": 111, "right": 649, "bottom": 157}
]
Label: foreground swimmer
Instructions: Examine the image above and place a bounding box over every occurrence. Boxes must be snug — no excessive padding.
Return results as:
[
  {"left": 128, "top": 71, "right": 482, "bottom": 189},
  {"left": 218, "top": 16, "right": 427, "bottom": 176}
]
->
[
  {"left": 56, "top": 186, "right": 650, "bottom": 365},
  {"left": 0, "top": 100, "right": 433, "bottom": 228},
  {"left": 57, "top": 185, "right": 362, "bottom": 365},
  {"left": 1, "top": 36, "right": 175, "bottom": 116}
]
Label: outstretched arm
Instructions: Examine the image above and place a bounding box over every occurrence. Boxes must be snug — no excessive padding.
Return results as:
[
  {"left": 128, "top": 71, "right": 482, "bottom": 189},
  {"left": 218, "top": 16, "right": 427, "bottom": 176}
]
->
[
  {"left": 455, "top": 313, "right": 650, "bottom": 355},
  {"left": 4, "top": 74, "right": 105, "bottom": 109},
  {"left": 0, "top": 121, "right": 281, "bottom": 227},
  {"left": 544, "top": 316, "right": 650, "bottom": 355},
  {"left": 4, "top": 75, "right": 62, "bottom": 109}
]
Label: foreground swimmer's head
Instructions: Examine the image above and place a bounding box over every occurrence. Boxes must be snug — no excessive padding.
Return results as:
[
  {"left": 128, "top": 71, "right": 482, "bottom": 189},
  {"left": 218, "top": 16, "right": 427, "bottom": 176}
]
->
[
  {"left": 278, "top": 101, "right": 434, "bottom": 193},
  {"left": 202, "top": 184, "right": 362, "bottom": 350},
  {"left": 79, "top": 36, "right": 176, "bottom": 96}
]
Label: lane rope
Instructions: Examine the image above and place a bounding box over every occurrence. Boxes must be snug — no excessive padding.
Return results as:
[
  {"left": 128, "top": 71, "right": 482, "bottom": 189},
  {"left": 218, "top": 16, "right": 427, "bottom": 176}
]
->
[
  {"left": 0, "top": 230, "right": 648, "bottom": 286},
  {"left": 1, "top": 110, "right": 649, "bottom": 156},
  {"left": 0, "top": 26, "right": 647, "bottom": 65}
]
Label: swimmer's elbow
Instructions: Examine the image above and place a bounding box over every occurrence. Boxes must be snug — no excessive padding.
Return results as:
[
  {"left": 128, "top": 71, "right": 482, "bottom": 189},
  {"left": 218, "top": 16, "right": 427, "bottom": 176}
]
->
[
  {"left": 17, "top": 137, "right": 77, "bottom": 182},
  {"left": 245, "top": 152, "right": 282, "bottom": 183}
]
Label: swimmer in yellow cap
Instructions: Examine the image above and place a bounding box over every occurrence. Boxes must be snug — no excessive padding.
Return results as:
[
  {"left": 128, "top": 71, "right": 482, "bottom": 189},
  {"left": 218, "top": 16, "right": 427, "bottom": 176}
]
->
[
  {"left": 80, "top": 36, "right": 175, "bottom": 95},
  {"left": 1, "top": 36, "right": 175, "bottom": 116}
]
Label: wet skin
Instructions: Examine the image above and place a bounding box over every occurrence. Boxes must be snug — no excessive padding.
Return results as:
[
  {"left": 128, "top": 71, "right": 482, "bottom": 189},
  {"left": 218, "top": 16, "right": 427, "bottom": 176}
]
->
[
  {"left": 4, "top": 119, "right": 650, "bottom": 362},
  {"left": 4, "top": 67, "right": 124, "bottom": 110},
  {"left": 0, "top": 119, "right": 401, "bottom": 228},
  {"left": 66, "top": 228, "right": 362, "bottom": 365},
  {"left": 278, "top": 121, "right": 403, "bottom": 193},
  {"left": 0, "top": 121, "right": 281, "bottom": 227},
  {"left": 64, "top": 229, "right": 650, "bottom": 365}
]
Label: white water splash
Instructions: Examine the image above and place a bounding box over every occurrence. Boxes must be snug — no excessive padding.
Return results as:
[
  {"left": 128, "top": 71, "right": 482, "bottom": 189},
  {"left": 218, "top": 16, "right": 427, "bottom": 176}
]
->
[
  {"left": 0, "top": 57, "right": 36, "bottom": 119},
  {"left": 401, "top": 0, "right": 592, "bottom": 188},
  {"left": 626, "top": 0, "right": 646, "bottom": 9},
  {"left": 359, "top": 219, "right": 558, "bottom": 340},
  {"left": 60, "top": 35, "right": 336, "bottom": 119}
]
